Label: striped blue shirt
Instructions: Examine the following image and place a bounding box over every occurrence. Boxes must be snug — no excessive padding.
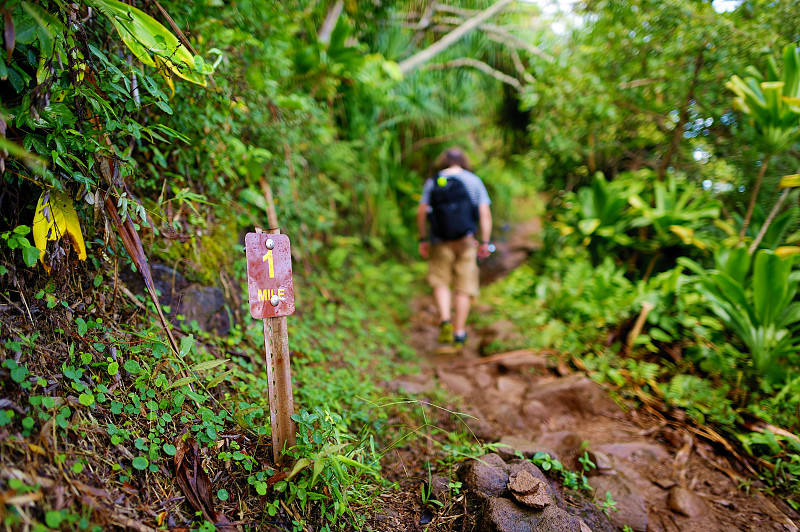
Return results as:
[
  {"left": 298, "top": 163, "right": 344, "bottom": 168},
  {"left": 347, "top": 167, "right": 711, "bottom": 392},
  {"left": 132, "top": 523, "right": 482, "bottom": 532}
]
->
[{"left": 420, "top": 169, "right": 491, "bottom": 207}]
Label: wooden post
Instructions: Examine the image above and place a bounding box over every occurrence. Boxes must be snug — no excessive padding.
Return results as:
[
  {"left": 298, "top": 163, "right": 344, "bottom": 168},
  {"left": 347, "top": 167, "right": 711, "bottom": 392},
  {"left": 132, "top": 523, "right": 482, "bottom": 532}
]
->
[
  {"left": 625, "top": 301, "right": 655, "bottom": 356},
  {"left": 255, "top": 224, "right": 297, "bottom": 464}
]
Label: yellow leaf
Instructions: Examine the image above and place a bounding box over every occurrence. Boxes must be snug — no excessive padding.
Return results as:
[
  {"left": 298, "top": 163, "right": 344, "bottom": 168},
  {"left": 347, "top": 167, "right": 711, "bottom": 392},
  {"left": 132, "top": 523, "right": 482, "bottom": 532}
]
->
[
  {"left": 760, "top": 81, "right": 785, "bottom": 90},
  {"left": 778, "top": 174, "right": 800, "bottom": 188},
  {"left": 690, "top": 237, "right": 707, "bottom": 250},
  {"left": 154, "top": 55, "right": 176, "bottom": 98},
  {"left": 669, "top": 225, "right": 694, "bottom": 245},
  {"left": 713, "top": 219, "right": 736, "bottom": 236},
  {"left": 32, "top": 190, "right": 87, "bottom": 272},
  {"left": 775, "top": 246, "right": 800, "bottom": 259}
]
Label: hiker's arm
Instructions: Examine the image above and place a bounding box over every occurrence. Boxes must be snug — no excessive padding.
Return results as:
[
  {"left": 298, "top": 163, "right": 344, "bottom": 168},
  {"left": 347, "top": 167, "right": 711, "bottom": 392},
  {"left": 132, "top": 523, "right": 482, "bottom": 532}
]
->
[
  {"left": 477, "top": 204, "right": 492, "bottom": 259},
  {"left": 478, "top": 204, "right": 492, "bottom": 243},
  {"left": 417, "top": 203, "right": 429, "bottom": 258}
]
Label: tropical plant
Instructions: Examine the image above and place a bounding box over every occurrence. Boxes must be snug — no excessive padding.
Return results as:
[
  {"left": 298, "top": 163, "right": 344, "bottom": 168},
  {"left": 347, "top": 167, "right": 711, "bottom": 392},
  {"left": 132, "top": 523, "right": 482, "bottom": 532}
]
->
[
  {"left": 680, "top": 248, "right": 800, "bottom": 382},
  {"left": 726, "top": 45, "right": 800, "bottom": 242},
  {"left": 627, "top": 173, "right": 720, "bottom": 275},
  {"left": 553, "top": 172, "right": 644, "bottom": 265}
]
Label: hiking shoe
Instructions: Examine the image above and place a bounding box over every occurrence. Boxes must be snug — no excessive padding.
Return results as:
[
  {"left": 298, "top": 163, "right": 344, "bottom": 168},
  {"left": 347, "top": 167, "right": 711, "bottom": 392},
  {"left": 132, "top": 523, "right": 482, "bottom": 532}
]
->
[
  {"left": 438, "top": 321, "right": 454, "bottom": 344},
  {"left": 454, "top": 332, "right": 467, "bottom": 347}
]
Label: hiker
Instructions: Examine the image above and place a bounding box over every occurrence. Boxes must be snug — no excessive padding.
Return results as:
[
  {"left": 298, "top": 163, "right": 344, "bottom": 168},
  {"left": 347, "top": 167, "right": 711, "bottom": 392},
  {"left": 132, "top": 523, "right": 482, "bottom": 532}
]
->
[{"left": 417, "top": 147, "right": 492, "bottom": 348}]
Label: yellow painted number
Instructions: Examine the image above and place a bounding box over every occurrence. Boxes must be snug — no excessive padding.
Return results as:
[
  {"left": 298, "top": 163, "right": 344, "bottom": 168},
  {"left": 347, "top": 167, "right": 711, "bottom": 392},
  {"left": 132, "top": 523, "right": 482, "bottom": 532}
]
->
[{"left": 262, "top": 250, "right": 275, "bottom": 278}]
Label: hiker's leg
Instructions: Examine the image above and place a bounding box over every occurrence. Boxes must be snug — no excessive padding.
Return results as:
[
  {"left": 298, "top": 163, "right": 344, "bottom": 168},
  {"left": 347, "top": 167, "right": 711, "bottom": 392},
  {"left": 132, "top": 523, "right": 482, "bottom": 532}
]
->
[
  {"left": 452, "top": 237, "right": 479, "bottom": 336},
  {"left": 434, "top": 285, "right": 452, "bottom": 322},
  {"left": 453, "top": 291, "right": 471, "bottom": 334},
  {"left": 428, "top": 243, "right": 455, "bottom": 323}
]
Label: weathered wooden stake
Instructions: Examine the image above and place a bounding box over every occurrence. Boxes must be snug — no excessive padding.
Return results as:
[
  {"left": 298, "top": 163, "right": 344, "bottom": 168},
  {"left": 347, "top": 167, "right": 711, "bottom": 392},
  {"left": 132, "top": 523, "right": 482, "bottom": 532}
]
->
[{"left": 255, "top": 222, "right": 297, "bottom": 465}]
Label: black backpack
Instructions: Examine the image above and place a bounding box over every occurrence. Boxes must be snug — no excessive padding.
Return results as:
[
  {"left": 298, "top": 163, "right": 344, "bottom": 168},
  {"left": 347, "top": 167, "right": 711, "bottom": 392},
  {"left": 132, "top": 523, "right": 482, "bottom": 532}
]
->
[{"left": 428, "top": 174, "right": 478, "bottom": 241}]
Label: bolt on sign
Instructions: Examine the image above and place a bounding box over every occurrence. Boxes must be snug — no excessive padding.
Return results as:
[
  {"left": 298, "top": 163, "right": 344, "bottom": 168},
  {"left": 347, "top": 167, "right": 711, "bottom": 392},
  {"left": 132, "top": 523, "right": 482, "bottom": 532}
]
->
[{"left": 245, "top": 233, "right": 295, "bottom": 318}]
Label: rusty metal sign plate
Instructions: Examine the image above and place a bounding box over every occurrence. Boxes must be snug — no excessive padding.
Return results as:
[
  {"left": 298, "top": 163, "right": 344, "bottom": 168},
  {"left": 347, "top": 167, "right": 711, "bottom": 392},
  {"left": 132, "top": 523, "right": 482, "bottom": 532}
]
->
[{"left": 245, "top": 233, "right": 295, "bottom": 318}]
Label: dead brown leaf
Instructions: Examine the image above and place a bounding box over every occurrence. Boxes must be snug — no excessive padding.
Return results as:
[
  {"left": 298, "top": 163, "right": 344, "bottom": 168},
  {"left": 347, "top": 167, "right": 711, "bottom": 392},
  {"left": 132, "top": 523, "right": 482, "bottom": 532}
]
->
[
  {"left": 102, "top": 191, "right": 180, "bottom": 357},
  {"left": 174, "top": 438, "right": 238, "bottom": 531}
]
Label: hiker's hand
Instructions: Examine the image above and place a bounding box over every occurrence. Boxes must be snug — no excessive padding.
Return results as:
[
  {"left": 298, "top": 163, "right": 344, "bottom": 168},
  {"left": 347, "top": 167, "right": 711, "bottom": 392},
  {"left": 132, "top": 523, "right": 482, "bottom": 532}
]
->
[
  {"left": 419, "top": 241, "right": 429, "bottom": 259},
  {"left": 477, "top": 242, "right": 492, "bottom": 259}
]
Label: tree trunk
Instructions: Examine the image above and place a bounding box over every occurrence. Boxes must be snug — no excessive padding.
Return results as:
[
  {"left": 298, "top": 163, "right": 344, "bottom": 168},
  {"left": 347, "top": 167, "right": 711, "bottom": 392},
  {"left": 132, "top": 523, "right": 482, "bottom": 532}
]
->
[
  {"left": 738, "top": 156, "right": 771, "bottom": 242},
  {"left": 657, "top": 49, "right": 704, "bottom": 181},
  {"left": 398, "top": 0, "right": 514, "bottom": 74}
]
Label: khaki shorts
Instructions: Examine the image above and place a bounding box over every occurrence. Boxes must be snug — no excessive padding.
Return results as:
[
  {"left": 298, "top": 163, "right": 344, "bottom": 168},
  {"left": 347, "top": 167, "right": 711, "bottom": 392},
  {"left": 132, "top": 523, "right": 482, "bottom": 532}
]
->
[{"left": 427, "top": 236, "right": 479, "bottom": 297}]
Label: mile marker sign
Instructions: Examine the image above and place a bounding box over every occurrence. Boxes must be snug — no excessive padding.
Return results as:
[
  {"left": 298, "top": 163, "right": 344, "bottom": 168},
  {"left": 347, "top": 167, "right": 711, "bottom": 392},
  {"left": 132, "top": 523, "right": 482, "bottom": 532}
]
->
[{"left": 245, "top": 233, "right": 295, "bottom": 318}]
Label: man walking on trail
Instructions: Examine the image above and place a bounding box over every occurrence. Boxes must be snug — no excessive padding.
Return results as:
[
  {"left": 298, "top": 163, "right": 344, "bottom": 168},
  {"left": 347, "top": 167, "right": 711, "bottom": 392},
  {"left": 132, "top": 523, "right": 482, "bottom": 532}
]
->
[{"left": 417, "top": 147, "right": 492, "bottom": 349}]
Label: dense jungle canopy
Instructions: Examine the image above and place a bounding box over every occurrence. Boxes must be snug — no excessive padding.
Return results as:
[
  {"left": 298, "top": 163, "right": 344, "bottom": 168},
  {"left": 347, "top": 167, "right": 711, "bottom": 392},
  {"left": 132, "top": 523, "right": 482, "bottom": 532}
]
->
[{"left": 1, "top": 0, "right": 800, "bottom": 530}]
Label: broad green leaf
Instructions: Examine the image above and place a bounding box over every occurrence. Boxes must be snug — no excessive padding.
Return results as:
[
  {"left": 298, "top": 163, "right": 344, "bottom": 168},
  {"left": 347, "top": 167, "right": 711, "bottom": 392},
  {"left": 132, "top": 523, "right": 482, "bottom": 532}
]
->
[
  {"left": 207, "top": 369, "right": 233, "bottom": 388},
  {"left": 21, "top": 246, "right": 39, "bottom": 267},
  {"left": 132, "top": 456, "right": 148, "bottom": 470},
  {"left": 753, "top": 251, "right": 791, "bottom": 326},
  {"left": 124, "top": 359, "right": 141, "bottom": 373},
  {"left": 168, "top": 376, "right": 198, "bottom": 389},
  {"left": 287, "top": 458, "right": 311, "bottom": 480},
  {"left": 312, "top": 457, "right": 325, "bottom": 485},
  {"left": 191, "top": 359, "right": 228, "bottom": 372},
  {"left": 715, "top": 246, "right": 751, "bottom": 285},
  {"left": 88, "top": 0, "right": 206, "bottom": 86},
  {"left": 78, "top": 393, "right": 94, "bottom": 406},
  {"left": 179, "top": 334, "right": 194, "bottom": 357}
]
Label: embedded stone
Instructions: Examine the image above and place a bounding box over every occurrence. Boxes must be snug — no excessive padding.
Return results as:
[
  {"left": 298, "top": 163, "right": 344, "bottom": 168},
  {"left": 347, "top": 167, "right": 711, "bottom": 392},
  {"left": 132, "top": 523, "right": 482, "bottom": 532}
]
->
[{"left": 667, "top": 486, "right": 709, "bottom": 518}]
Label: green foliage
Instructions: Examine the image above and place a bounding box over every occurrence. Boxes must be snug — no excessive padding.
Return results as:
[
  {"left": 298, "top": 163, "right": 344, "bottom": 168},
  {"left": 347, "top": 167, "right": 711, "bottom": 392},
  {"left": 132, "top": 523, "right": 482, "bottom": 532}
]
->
[
  {"left": 1, "top": 226, "right": 40, "bottom": 267},
  {"left": 726, "top": 45, "right": 800, "bottom": 155},
  {"left": 553, "top": 171, "right": 722, "bottom": 274},
  {"left": 279, "top": 408, "right": 381, "bottom": 528},
  {"left": 662, "top": 374, "right": 740, "bottom": 426},
  {"left": 537, "top": 256, "right": 636, "bottom": 327},
  {"left": 554, "top": 173, "right": 641, "bottom": 264},
  {"left": 601, "top": 491, "right": 619, "bottom": 516},
  {"left": 680, "top": 248, "right": 800, "bottom": 382},
  {"left": 627, "top": 174, "right": 721, "bottom": 254}
]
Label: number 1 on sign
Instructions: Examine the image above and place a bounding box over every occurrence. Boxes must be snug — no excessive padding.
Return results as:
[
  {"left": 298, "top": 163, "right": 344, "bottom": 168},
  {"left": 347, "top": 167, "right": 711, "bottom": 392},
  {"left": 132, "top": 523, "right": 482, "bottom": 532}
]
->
[{"left": 262, "top": 250, "right": 275, "bottom": 278}]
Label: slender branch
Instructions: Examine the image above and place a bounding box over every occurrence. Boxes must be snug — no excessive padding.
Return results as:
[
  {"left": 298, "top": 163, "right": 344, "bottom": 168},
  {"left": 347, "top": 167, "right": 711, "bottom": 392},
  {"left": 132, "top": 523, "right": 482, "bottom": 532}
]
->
[
  {"left": 318, "top": 0, "right": 344, "bottom": 45},
  {"left": 398, "top": 0, "right": 514, "bottom": 74},
  {"left": 510, "top": 48, "right": 535, "bottom": 83},
  {"left": 483, "top": 26, "right": 554, "bottom": 63},
  {"left": 738, "top": 156, "right": 771, "bottom": 242},
  {"left": 426, "top": 58, "right": 522, "bottom": 90},
  {"left": 618, "top": 77, "right": 667, "bottom": 89},
  {"left": 748, "top": 187, "right": 790, "bottom": 255},
  {"left": 433, "top": 4, "right": 481, "bottom": 17}
]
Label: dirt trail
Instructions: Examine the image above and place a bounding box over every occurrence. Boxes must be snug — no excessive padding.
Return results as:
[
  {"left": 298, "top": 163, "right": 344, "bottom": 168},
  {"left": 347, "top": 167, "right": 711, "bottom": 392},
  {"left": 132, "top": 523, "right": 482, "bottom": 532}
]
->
[{"left": 397, "top": 221, "right": 799, "bottom": 532}]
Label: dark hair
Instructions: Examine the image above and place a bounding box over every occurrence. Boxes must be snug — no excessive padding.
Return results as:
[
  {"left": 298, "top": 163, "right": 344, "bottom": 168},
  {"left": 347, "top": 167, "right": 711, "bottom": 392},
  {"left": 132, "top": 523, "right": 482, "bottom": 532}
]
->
[{"left": 434, "top": 147, "right": 472, "bottom": 173}]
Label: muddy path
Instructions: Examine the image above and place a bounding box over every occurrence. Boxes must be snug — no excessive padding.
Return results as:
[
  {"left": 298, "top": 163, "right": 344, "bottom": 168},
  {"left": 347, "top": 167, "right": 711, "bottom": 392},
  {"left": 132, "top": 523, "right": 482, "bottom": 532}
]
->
[{"left": 380, "top": 220, "right": 799, "bottom": 532}]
